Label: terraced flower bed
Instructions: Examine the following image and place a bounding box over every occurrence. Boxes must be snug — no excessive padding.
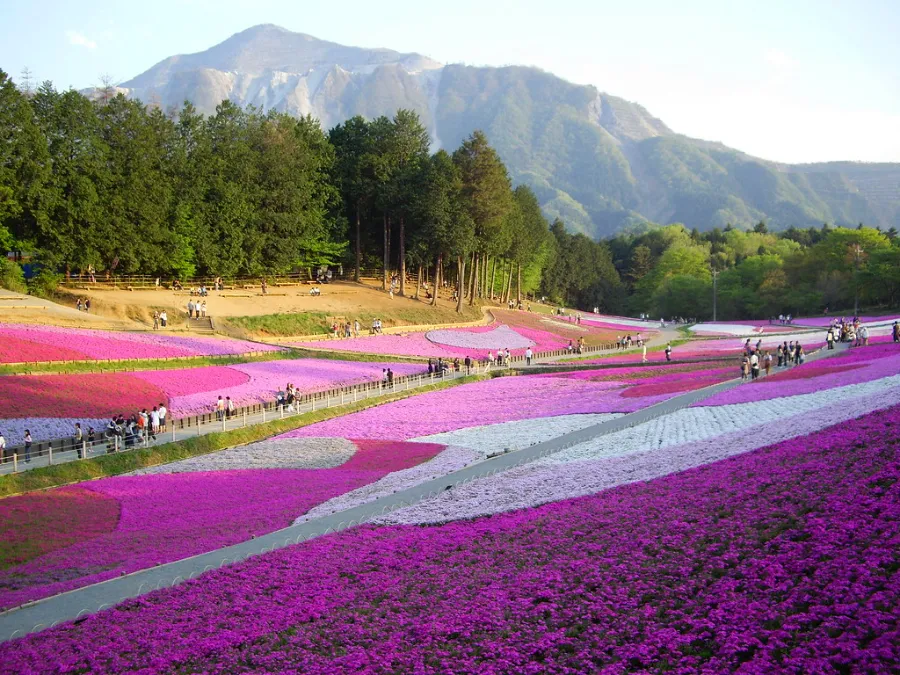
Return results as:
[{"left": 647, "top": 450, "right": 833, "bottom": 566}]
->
[
  {"left": 0, "top": 359, "right": 425, "bottom": 443},
  {"left": 0, "top": 323, "right": 281, "bottom": 363},
  {"left": 286, "top": 362, "right": 735, "bottom": 441},
  {"left": 7, "top": 404, "right": 898, "bottom": 673},
  {"left": 0, "top": 439, "right": 444, "bottom": 610}
]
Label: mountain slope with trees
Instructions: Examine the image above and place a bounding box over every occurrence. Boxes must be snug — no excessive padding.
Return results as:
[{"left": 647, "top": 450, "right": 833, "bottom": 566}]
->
[{"left": 89, "top": 24, "right": 900, "bottom": 238}]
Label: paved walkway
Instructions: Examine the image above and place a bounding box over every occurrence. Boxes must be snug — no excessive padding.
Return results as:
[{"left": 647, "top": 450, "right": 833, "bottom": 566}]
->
[{"left": 0, "top": 343, "right": 846, "bottom": 642}]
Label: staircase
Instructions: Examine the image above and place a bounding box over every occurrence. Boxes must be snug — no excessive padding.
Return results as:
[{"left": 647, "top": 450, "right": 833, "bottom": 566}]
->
[{"left": 188, "top": 316, "right": 215, "bottom": 335}]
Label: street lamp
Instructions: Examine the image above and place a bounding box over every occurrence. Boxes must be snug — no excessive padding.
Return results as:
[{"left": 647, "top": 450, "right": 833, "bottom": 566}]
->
[{"left": 851, "top": 244, "right": 864, "bottom": 316}]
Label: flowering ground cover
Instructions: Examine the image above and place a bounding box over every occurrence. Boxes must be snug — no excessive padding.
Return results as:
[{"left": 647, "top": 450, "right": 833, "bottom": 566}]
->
[
  {"left": 7, "top": 405, "right": 899, "bottom": 673},
  {"left": 384, "top": 374, "right": 900, "bottom": 525},
  {"left": 287, "top": 363, "right": 734, "bottom": 441},
  {"left": 698, "top": 342, "right": 900, "bottom": 406},
  {"left": 688, "top": 321, "right": 808, "bottom": 336},
  {"left": 0, "top": 487, "right": 119, "bottom": 569},
  {"left": 0, "top": 323, "right": 280, "bottom": 363},
  {"left": 791, "top": 314, "right": 900, "bottom": 327},
  {"left": 0, "top": 439, "right": 444, "bottom": 610},
  {"left": 0, "top": 359, "right": 425, "bottom": 442},
  {"left": 425, "top": 324, "right": 535, "bottom": 350}
]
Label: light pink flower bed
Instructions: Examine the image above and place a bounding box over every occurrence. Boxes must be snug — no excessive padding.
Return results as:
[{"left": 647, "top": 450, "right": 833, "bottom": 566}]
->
[
  {"left": 285, "top": 364, "right": 732, "bottom": 441},
  {"left": 791, "top": 315, "right": 900, "bottom": 327},
  {"left": 0, "top": 323, "right": 280, "bottom": 363},
  {"left": 290, "top": 324, "right": 568, "bottom": 359},
  {"left": 132, "top": 359, "right": 426, "bottom": 417}
]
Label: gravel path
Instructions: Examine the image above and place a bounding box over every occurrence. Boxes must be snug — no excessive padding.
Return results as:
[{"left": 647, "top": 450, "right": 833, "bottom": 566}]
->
[{"left": 131, "top": 437, "right": 357, "bottom": 474}]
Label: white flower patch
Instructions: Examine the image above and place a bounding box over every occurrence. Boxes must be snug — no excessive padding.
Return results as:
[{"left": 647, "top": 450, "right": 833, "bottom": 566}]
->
[
  {"left": 132, "top": 437, "right": 357, "bottom": 474},
  {"left": 425, "top": 325, "right": 534, "bottom": 350},
  {"left": 542, "top": 374, "right": 900, "bottom": 465},
  {"left": 690, "top": 323, "right": 767, "bottom": 336},
  {"left": 294, "top": 445, "right": 482, "bottom": 523},
  {"left": 414, "top": 413, "right": 621, "bottom": 455},
  {"left": 0, "top": 418, "right": 108, "bottom": 445},
  {"left": 376, "top": 375, "right": 900, "bottom": 525}
]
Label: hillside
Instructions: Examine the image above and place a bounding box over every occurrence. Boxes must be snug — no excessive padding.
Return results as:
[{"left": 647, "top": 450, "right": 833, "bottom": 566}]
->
[{"left": 103, "top": 24, "right": 900, "bottom": 237}]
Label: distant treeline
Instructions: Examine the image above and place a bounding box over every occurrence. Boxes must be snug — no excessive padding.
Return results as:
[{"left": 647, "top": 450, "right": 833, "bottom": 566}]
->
[{"left": 1, "top": 70, "right": 898, "bottom": 318}]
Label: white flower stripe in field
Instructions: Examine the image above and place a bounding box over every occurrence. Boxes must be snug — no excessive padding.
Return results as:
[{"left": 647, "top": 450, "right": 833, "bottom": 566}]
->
[
  {"left": 689, "top": 323, "right": 769, "bottom": 336},
  {"left": 294, "top": 445, "right": 482, "bottom": 523},
  {"left": 131, "top": 437, "right": 358, "bottom": 474},
  {"left": 425, "top": 325, "right": 534, "bottom": 350},
  {"left": 413, "top": 413, "right": 621, "bottom": 454},
  {"left": 293, "top": 414, "right": 619, "bottom": 521},
  {"left": 0, "top": 418, "right": 108, "bottom": 446},
  {"left": 377, "top": 381, "right": 900, "bottom": 525},
  {"left": 542, "top": 373, "right": 900, "bottom": 465}
]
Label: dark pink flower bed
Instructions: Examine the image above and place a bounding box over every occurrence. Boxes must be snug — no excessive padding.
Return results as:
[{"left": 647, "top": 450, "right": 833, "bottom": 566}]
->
[
  {"left": 6, "top": 405, "right": 899, "bottom": 673},
  {"left": 0, "top": 441, "right": 443, "bottom": 610}
]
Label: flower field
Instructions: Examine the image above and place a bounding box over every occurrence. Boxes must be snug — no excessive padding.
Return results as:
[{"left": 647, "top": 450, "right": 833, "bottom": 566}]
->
[
  {"left": 0, "top": 439, "right": 445, "bottom": 610},
  {"left": 286, "top": 362, "right": 735, "bottom": 441},
  {"left": 0, "top": 359, "right": 425, "bottom": 442},
  {"left": 6, "top": 404, "right": 899, "bottom": 673},
  {"left": 0, "top": 323, "right": 281, "bottom": 363}
]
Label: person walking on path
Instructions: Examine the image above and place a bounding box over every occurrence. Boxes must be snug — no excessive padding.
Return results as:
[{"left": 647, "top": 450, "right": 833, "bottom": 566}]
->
[
  {"left": 261, "top": 279, "right": 268, "bottom": 295},
  {"left": 525, "top": 347, "right": 533, "bottom": 366},
  {"left": 642, "top": 344, "right": 648, "bottom": 363},
  {"left": 893, "top": 321, "right": 900, "bottom": 343},
  {"left": 826, "top": 329, "right": 835, "bottom": 350},
  {"left": 153, "top": 311, "right": 159, "bottom": 330},
  {"left": 354, "top": 320, "right": 360, "bottom": 338},
  {"left": 750, "top": 352, "right": 760, "bottom": 380},
  {"left": 216, "top": 396, "right": 225, "bottom": 421},
  {"left": 741, "top": 355, "right": 750, "bottom": 381},
  {"left": 665, "top": 343, "right": 673, "bottom": 362},
  {"left": 158, "top": 403, "right": 167, "bottom": 432},
  {"left": 24, "top": 430, "right": 32, "bottom": 463},
  {"left": 227, "top": 397, "right": 235, "bottom": 419},
  {"left": 0, "top": 431, "right": 6, "bottom": 463},
  {"left": 764, "top": 351, "right": 773, "bottom": 376},
  {"left": 187, "top": 299, "right": 194, "bottom": 319},
  {"left": 860, "top": 325, "right": 869, "bottom": 346},
  {"left": 201, "top": 301, "right": 207, "bottom": 318},
  {"left": 160, "top": 310, "right": 168, "bottom": 328}
]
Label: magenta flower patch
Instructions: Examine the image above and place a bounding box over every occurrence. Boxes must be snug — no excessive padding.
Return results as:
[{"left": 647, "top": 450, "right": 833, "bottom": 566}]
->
[{"left": 6, "top": 405, "right": 899, "bottom": 673}]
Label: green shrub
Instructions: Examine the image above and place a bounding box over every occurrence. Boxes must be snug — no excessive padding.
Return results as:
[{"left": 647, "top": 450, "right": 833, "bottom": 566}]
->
[{"left": 0, "top": 258, "right": 27, "bottom": 293}]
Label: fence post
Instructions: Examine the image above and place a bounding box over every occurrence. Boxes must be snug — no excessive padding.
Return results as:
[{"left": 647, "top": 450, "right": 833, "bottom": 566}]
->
[
  {"left": 312, "top": 396, "right": 316, "bottom": 412},
  {"left": 341, "top": 390, "right": 344, "bottom": 405},
  {"left": 262, "top": 406, "right": 266, "bottom": 423},
  {"left": 114, "top": 435, "right": 119, "bottom": 453},
  {"left": 354, "top": 388, "right": 358, "bottom": 403},
  {"left": 13, "top": 453, "right": 17, "bottom": 473},
  {"left": 48, "top": 445, "right": 52, "bottom": 465},
  {"left": 223, "top": 415, "right": 227, "bottom": 431},
  {"left": 280, "top": 405, "right": 284, "bottom": 419},
  {"left": 82, "top": 440, "right": 87, "bottom": 459},
  {"left": 243, "top": 410, "right": 247, "bottom": 428}
]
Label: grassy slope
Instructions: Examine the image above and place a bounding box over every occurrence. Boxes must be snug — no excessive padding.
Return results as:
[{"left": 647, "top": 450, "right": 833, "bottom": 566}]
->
[{"left": 227, "top": 303, "right": 484, "bottom": 338}]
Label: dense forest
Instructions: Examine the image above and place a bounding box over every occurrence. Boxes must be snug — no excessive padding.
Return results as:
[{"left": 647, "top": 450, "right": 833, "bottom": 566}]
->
[{"left": 1, "top": 69, "right": 899, "bottom": 319}]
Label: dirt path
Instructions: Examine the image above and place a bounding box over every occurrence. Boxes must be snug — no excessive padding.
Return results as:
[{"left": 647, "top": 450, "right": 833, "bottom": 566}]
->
[{"left": 0, "top": 290, "right": 133, "bottom": 329}]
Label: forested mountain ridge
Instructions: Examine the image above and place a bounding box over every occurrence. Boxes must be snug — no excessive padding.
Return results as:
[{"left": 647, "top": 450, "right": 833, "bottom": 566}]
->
[{"left": 95, "top": 24, "right": 900, "bottom": 237}]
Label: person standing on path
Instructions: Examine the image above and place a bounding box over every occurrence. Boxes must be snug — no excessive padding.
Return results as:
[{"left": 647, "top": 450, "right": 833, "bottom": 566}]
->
[
  {"left": 741, "top": 355, "right": 750, "bottom": 381},
  {"left": 74, "top": 423, "right": 83, "bottom": 458},
  {"left": 261, "top": 279, "right": 268, "bottom": 295},
  {"left": 152, "top": 311, "right": 159, "bottom": 330},
  {"left": 354, "top": 320, "right": 360, "bottom": 338},
  {"left": 227, "top": 397, "right": 235, "bottom": 419},
  {"left": 826, "top": 329, "right": 835, "bottom": 350},
  {"left": 525, "top": 347, "right": 533, "bottom": 366},
  {"left": 24, "top": 430, "right": 32, "bottom": 463},
  {"left": 0, "top": 431, "right": 6, "bottom": 463},
  {"left": 665, "top": 343, "right": 672, "bottom": 362},
  {"left": 158, "top": 403, "right": 167, "bottom": 432},
  {"left": 216, "top": 396, "right": 225, "bottom": 421},
  {"left": 860, "top": 325, "right": 869, "bottom": 346},
  {"left": 893, "top": 321, "right": 900, "bottom": 343},
  {"left": 160, "top": 310, "right": 168, "bottom": 328},
  {"left": 201, "top": 301, "right": 207, "bottom": 318},
  {"left": 642, "top": 344, "right": 648, "bottom": 363},
  {"left": 150, "top": 407, "right": 160, "bottom": 438},
  {"left": 764, "top": 351, "right": 773, "bottom": 376}
]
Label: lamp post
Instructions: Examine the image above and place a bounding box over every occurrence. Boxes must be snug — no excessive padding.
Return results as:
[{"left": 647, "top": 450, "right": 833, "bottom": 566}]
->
[
  {"left": 852, "top": 244, "right": 864, "bottom": 316},
  {"left": 711, "top": 268, "right": 719, "bottom": 322}
]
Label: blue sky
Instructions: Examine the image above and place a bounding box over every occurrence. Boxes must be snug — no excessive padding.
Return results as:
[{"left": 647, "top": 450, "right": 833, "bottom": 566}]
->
[{"left": 1, "top": 0, "right": 897, "bottom": 163}]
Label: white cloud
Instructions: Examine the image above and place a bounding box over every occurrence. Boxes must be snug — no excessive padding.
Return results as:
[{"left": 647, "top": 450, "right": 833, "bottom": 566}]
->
[{"left": 66, "top": 30, "right": 97, "bottom": 50}]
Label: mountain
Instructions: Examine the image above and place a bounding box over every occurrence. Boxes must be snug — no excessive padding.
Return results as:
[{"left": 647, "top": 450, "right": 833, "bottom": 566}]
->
[{"left": 105, "top": 24, "right": 900, "bottom": 237}]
